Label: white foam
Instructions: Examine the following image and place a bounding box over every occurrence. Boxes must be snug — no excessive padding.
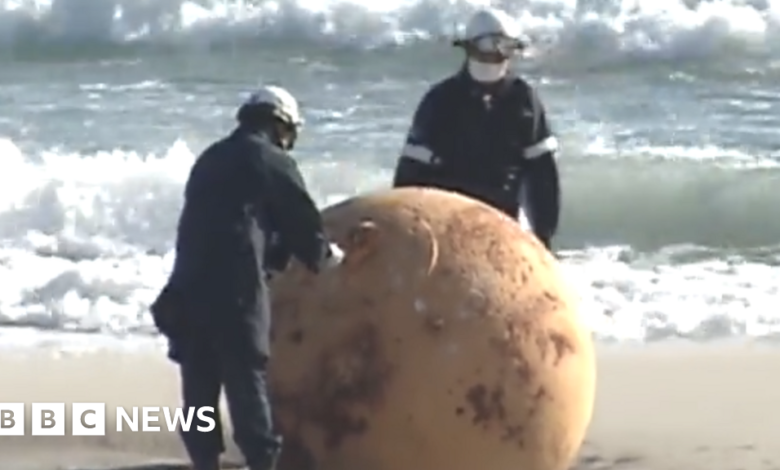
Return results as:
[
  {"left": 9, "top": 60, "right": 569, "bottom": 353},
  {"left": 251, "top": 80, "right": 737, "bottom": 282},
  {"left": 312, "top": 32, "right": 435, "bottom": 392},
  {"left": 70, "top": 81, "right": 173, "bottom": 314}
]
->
[
  {"left": 0, "top": 136, "right": 778, "bottom": 350},
  {"left": 563, "top": 246, "right": 780, "bottom": 343},
  {"left": 0, "top": 0, "right": 779, "bottom": 63}
]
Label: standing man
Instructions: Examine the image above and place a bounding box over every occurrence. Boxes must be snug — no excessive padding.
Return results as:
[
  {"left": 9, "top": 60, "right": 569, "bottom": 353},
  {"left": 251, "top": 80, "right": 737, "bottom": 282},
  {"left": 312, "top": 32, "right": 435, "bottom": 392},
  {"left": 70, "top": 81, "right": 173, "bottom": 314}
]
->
[
  {"left": 392, "top": 8, "right": 561, "bottom": 249},
  {"left": 151, "top": 85, "right": 345, "bottom": 470}
]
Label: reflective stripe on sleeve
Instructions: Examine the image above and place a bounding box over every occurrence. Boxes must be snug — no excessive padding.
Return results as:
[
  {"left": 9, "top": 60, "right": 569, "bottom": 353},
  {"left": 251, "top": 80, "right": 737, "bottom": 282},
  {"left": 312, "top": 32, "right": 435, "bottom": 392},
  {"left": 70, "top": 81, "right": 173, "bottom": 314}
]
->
[
  {"left": 523, "top": 136, "right": 558, "bottom": 159},
  {"left": 401, "top": 143, "right": 434, "bottom": 162}
]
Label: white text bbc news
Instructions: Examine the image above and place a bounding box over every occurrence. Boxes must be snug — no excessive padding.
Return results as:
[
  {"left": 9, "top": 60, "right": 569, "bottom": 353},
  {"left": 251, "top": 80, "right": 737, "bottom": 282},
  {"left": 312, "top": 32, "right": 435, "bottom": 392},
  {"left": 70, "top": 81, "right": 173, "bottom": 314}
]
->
[{"left": 0, "top": 403, "right": 216, "bottom": 436}]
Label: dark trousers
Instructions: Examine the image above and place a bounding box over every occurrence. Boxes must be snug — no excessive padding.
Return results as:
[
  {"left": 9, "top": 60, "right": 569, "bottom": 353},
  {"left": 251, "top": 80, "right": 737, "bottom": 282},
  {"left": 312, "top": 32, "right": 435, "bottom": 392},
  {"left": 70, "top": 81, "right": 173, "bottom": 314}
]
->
[{"left": 178, "top": 340, "right": 282, "bottom": 470}]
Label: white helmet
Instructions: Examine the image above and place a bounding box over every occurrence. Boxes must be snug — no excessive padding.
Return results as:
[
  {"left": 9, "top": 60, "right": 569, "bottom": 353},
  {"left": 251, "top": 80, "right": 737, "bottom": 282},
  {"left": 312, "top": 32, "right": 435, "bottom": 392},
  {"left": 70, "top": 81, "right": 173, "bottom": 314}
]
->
[
  {"left": 242, "top": 85, "right": 303, "bottom": 127},
  {"left": 463, "top": 8, "right": 521, "bottom": 41}
]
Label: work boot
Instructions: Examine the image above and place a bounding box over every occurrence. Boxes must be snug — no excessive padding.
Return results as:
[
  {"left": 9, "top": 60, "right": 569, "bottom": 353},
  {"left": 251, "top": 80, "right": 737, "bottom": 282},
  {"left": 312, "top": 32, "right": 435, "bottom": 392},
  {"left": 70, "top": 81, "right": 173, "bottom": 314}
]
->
[
  {"left": 248, "top": 450, "right": 279, "bottom": 470},
  {"left": 191, "top": 457, "right": 220, "bottom": 470}
]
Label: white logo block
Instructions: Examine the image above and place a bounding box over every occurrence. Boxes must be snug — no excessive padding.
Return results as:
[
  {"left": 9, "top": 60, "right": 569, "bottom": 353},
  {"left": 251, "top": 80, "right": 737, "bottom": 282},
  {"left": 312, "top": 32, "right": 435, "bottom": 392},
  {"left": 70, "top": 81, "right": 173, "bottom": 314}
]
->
[
  {"left": 31, "top": 403, "right": 65, "bottom": 436},
  {"left": 0, "top": 403, "right": 24, "bottom": 436},
  {"left": 72, "top": 403, "right": 105, "bottom": 436}
]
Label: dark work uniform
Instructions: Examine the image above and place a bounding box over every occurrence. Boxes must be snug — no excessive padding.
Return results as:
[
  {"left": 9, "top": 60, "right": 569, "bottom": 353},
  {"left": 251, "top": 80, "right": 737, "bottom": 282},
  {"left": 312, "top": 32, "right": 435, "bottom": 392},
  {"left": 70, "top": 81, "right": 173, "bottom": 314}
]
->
[
  {"left": 392, "top": 69, "right": 561, "bottom": 248},
  {"left": 150, "top": 127, "right": 332, "bottom": 469}
]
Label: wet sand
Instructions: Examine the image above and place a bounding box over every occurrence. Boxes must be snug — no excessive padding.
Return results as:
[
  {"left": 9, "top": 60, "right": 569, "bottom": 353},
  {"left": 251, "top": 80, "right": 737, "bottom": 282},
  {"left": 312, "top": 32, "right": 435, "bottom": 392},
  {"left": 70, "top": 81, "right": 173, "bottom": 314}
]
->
[{"left": 1, "top": 343, "right": 778, "bottom": 470}]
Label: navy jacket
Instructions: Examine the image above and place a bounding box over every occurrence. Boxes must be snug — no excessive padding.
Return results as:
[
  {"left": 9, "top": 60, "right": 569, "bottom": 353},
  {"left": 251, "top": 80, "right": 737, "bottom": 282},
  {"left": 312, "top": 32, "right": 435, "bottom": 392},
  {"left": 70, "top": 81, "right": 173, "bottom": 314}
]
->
[
  {"left": 393, "top": 70, "right": 560, "bottom": 246},
  {"left": 152, "top": 128, "right": 330, "bottom": 357}
]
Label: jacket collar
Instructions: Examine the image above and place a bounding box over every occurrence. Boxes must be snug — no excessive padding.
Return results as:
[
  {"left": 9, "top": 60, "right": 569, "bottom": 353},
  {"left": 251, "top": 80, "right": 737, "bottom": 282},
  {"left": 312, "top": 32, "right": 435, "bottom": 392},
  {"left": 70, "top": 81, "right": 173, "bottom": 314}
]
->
[{"left": 231, "top": 126, "right": 279, "bottom": 148}]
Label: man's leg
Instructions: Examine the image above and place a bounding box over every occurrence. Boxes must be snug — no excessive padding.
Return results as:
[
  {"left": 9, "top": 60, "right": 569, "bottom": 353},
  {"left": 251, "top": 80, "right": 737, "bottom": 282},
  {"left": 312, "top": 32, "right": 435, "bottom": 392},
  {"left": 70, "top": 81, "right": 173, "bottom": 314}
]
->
[
  {"left": 221, "top": 353, "right": 282, "bottom": 470},
  {"left": 179, "top": 346, "right": 225, "bottom": 470}
]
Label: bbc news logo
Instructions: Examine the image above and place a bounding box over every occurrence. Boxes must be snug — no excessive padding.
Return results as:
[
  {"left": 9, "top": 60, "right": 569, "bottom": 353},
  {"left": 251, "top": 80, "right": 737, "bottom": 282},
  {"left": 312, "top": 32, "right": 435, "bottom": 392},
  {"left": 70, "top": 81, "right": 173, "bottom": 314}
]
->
[{"left": 0, "top": 403, "right": 216, "bottom": 436}]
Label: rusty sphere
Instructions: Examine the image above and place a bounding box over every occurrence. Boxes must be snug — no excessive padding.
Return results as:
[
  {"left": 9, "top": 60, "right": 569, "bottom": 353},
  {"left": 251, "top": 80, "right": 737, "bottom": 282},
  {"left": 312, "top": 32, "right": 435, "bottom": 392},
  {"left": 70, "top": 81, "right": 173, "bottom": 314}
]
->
[{"left": 268, "top": 187, "right": 595, "bottom": 470}]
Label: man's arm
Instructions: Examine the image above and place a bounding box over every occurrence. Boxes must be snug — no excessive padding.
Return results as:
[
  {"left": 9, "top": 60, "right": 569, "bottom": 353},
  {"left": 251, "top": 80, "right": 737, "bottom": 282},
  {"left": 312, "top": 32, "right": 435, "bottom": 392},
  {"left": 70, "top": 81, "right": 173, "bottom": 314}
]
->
[
  {"left": 262, "top": 151, "right": 339, "bottom": 273},
  {"left": 393, "top": 87, "right": 442, "bottom": 187},
  {"left": 167, "top": 153, "right": 225, "bottom": 291},
  {"left": 151, "top": 150, "right": 230, "bottom": 337},
  {"left": 521, "top": 87, "right": 561, "bottom": 246}
]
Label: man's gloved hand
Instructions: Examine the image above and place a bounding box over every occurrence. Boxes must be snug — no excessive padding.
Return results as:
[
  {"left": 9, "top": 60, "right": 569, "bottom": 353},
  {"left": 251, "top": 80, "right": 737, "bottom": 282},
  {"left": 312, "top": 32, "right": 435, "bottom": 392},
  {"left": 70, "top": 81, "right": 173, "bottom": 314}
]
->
[
  {"left": 264, "top": 232, "right": 292, "bottom": 274},
  {"left": 321, "top": 242, "right": 345, "bottom": 269},
  {"left": 150, "top": 284, "right": 189, "bottom": 340},
  {"left": 537, "top": 233, "right": 551, "bottom": 249}
]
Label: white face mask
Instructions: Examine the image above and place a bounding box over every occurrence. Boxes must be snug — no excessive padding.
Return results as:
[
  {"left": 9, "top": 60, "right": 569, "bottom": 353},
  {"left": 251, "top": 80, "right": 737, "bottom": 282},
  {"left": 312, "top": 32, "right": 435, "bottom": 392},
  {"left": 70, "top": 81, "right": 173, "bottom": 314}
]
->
[{"left": 467, "top": 59, "right": 509, "bottom": 83}]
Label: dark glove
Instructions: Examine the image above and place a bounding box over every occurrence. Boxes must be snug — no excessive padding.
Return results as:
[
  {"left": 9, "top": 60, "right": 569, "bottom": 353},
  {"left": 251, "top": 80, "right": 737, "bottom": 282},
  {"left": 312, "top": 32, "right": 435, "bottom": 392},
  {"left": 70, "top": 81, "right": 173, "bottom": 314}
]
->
[
  {"left": 150, "top": 284, "right": 190, "bottom": 340},
  {"left": 263, "top": 231, "right": 292, "bottom": 274},
  {"left": 538, "top": 233, "right": 556, "bottom": 252}
]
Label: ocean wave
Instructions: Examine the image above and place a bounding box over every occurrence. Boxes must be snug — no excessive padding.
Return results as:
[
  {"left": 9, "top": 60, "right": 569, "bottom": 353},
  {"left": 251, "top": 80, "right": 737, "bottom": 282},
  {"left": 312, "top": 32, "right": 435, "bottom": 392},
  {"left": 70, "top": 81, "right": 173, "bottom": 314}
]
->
[
  {"left": 560, "top": 157, "right": 780, "bottom": 250},
  {"left": 0, "top": 135, "right": 778, "bottom": 254},
  {"left": 1, "top": 0, "right": 779, "bottom": 65},
  {"left": 0, "top": 136, "right": 778, "bottom": 343}
]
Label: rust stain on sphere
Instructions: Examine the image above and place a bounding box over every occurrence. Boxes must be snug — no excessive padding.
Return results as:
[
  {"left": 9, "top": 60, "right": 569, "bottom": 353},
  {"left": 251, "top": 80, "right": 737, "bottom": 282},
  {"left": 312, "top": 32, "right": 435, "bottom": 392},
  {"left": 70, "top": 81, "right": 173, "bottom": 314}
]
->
[{"left": 268, "top": 187, "right": 596, "bottom": 470}]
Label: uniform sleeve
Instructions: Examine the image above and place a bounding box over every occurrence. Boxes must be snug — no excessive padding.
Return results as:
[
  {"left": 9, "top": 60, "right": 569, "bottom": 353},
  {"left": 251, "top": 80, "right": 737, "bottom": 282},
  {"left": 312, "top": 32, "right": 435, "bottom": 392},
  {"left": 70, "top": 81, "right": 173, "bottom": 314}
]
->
[
  {"left": 522, "top": 88, "right": 561, "bottom": 246},
  {"left": 263, "top": 153, "right": 332, "bottom": 273},
  {"left": 169, "top": 156, "right": 223, "bottom": 288},
  {"left": 400, "top": 88, "right": 438, "bottom": 162},
  {"left": 152, "top": 160, "right": 220, "bottom": 335},
  {"left": 523, "top": 89, "right": 559, "bottom": 160},
  {"left": 393, "top": 88, "right": 443, "bottom": 187}
]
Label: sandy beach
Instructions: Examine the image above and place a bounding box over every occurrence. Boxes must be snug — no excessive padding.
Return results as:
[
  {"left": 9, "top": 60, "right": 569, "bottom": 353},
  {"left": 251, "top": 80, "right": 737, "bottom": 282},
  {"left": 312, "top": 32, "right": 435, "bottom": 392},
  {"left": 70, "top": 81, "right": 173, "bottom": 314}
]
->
[{"left": 1, "top": 343, "right": 778, "bottom": 470}]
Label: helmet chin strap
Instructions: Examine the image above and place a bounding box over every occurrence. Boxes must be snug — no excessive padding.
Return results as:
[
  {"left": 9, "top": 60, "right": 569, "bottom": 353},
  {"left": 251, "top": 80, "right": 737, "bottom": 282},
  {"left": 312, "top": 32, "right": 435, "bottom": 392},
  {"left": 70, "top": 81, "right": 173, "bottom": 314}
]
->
[
  {"left": 245, "top": 119, "right": 295, "bottom": 151},
  {"left": 281, "top": 135, "right": 294, "bottom": 151},
  {"left": 265, "top": 127, "right": 288, "bottom": 150},
  {"left": 271, "top": 121, "right": 297, "bottom": 151}
]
